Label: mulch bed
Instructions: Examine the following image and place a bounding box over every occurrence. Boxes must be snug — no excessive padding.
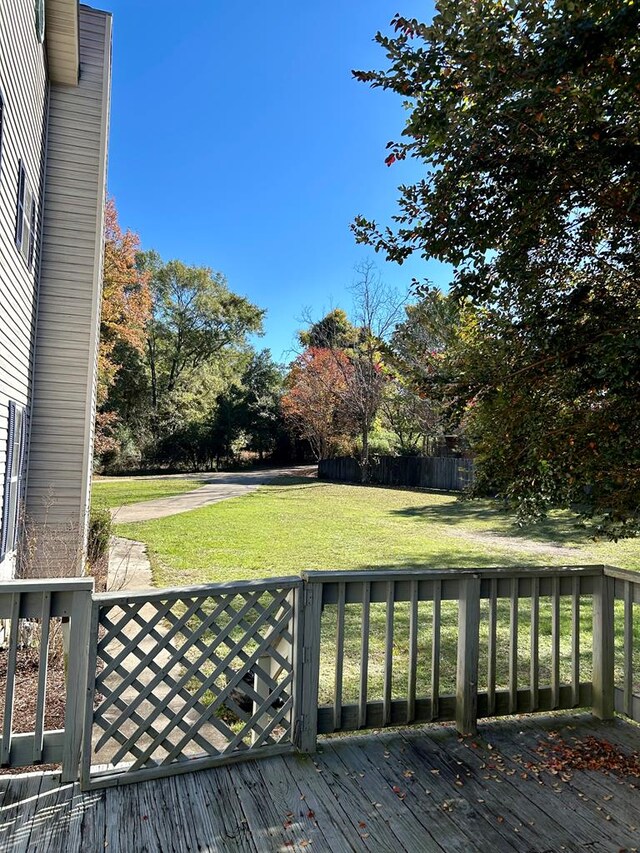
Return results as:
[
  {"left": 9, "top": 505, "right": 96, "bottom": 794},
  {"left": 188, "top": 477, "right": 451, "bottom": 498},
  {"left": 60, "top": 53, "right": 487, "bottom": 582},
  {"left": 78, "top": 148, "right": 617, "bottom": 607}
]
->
[{"left": 0, "top": 646, "right": 66, "bottom": 774}]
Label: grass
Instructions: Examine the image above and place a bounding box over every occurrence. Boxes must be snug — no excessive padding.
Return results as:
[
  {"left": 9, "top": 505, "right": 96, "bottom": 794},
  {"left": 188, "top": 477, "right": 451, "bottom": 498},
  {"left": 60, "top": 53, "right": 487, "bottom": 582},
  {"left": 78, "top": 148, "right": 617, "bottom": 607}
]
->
[
  {"left": 91, "top": 476, "right": 204, "bottom": 510},
  {"left": 116, "top": 476, "right": 640, "bottom": 587},
  {"left": 115, "top": 476, "right": 640, "bottom": 712}
]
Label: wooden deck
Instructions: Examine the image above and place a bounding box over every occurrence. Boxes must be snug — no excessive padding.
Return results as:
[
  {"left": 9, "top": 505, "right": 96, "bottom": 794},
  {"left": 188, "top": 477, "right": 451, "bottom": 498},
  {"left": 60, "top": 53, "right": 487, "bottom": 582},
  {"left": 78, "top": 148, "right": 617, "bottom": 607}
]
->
[{"left": 2, "top": 713, "right": 640, "bottom": 852}]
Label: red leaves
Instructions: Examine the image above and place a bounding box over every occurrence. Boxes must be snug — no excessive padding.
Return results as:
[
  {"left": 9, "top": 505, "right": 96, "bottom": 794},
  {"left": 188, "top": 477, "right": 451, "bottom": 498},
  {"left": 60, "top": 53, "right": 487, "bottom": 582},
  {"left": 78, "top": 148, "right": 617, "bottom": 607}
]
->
[
  {"left": 385, "top": 154, "right": 397, "bottom": 167},
  {"left": 533, "top": 735, "right": 640, "bottom": 778}
]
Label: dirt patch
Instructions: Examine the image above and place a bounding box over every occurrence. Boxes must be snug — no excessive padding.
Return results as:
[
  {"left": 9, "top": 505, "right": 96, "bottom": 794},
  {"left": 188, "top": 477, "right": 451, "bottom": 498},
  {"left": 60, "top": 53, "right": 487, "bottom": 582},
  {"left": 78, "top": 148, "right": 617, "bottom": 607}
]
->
[{"left": 442, "top": 526, "right": 583, "bottom": 558}]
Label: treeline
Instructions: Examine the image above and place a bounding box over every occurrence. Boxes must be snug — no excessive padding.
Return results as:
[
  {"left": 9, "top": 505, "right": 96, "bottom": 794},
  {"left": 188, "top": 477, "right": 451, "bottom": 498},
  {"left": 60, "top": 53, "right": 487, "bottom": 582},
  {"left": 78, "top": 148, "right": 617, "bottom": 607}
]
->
[
  {"left": 95, "top": 200, "right": 300, "bottom": 473},
  {"left": 95, "top": 210, "right": 457, "bottom": 476},
  {"left": 280, "top": 261, "right": 455, "bottom": 466}
]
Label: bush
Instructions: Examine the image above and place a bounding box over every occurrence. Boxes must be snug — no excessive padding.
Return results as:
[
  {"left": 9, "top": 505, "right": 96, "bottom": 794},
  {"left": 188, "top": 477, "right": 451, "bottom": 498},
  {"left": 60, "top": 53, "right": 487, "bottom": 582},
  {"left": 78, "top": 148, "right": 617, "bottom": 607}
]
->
[{"left": 87, "top": 505, "right": 112, "bottom": 565}]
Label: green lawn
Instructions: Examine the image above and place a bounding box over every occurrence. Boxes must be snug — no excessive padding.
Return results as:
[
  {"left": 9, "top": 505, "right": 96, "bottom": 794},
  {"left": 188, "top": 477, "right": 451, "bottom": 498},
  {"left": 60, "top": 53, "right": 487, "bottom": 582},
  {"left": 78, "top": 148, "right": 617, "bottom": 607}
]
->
[
  {"left": 116, "top": 476, "right": 639, "bottom": 586},
  {"left": 92, "top": 476, "right": 204, "bottom": 510},
  {"left": 115, "top": 476, "right": 640, "bottom": 707}
]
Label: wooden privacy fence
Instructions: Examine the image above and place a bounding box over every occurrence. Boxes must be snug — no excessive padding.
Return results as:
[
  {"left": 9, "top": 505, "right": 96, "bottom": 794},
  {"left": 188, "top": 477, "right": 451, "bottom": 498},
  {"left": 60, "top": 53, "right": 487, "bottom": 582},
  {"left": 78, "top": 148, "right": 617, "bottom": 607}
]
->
[
  {"left": 318, "top": 454, "right": 475, "bottom": 491},
  {"left": 0, "top": 565, "right": 638, "bottom": 788}
]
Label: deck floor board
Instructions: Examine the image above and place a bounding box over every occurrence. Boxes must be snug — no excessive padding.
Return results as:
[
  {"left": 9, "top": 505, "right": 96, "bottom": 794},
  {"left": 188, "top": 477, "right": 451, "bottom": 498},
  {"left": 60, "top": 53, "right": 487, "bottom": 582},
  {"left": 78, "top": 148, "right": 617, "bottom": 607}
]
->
[{"left": 1, "top": 714, "right": 640, "bottom": 852}]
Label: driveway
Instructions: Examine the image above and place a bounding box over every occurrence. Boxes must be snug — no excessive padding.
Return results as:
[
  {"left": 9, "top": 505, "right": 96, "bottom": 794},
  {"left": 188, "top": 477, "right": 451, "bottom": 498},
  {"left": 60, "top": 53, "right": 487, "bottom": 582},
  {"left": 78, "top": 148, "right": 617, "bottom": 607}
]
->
[{"left": 110, "top": 465, "right": 316, "bottom": 524}]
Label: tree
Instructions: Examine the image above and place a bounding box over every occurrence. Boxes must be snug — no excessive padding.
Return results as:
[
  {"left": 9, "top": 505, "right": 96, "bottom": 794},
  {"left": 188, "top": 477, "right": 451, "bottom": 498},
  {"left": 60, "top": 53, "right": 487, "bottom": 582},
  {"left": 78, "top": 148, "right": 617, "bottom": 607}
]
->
[
  {"left": 95, "top": 198, "right": 151, "bottom": 455},
  {"left": 282, "top": 348, "right": 358, "bottom": 460},
  {"left": 299, "top": 309, "right": 357, "bottom": 349},
  {"left": 239, "top": 350, "right": 285, "bottom": 460},
  {"left": 353, "top": 3, "right": 640, "bottom": 534},
  {"left": 140, "top": 254, "right": 265, "bottom": 413},
  {"left": 302, "top": 263, "right": 405, "bottom": 469}
]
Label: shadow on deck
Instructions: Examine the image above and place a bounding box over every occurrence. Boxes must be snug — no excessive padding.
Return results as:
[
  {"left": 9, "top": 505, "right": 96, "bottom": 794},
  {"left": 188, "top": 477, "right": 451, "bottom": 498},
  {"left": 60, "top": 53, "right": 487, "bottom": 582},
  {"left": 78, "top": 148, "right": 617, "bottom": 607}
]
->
[{"left": 2, "top": 713, "right": 639, "bottom": 852}]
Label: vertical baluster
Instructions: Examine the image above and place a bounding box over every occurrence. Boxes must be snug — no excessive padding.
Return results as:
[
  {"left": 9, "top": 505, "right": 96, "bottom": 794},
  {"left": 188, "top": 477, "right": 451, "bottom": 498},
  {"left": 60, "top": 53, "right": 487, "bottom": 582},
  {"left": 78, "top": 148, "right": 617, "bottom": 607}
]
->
[
  {"left": 383, "top": 581, "right": 395, "bottom": 726},
  {"left": 1, "top": 593, "right": 21, "bottom": 766},
  {"left": 571, "top": 577, "right": 580, "bottom": 708},
  {"left": 551, "top": 576, "right": 560, "bottom": 709},
  {"left": 624, "top": 581, "right": 633, "bottom": 717},
  {"left": 456, "top": 575, "right": 481, "bottom": 736},
  {"left": 359, "top": 582, "right": 370, "bottom": 729},
  {"left": 33, "top": 591, "right": 52, "bottom": 764},
  {"left": 487, "top": 578, "right": 497, "bottom": 716},
  {"left": 530, "top": 577, "right": 539, "bottom": 712},
  {"left": 431, "top": 579, "right": 441, "bottom": 721},
  {"left": 592, "top": 572, "right": 615, "bottom": 720},
  {"left": 333, "top": 582, "right": 345, "bottom": 731},
  {"left": 509, "top": 578, "right": 518, "bottom": 714},
  {"left": 407, "top": 579, "right": 418, "bottom": 724}
]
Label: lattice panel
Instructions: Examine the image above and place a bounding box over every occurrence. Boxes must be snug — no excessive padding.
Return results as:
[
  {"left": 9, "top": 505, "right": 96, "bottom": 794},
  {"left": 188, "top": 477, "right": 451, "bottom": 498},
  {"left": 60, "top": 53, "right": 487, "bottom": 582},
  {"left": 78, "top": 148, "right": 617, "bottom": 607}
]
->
[{"left": 83, "top": 581, "right": 299, "bottom": 785}]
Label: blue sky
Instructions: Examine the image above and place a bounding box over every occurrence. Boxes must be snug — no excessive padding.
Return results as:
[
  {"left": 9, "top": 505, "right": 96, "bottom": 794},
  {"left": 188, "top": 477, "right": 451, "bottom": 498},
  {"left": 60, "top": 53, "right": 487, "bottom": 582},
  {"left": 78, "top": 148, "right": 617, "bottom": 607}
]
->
[{"left": 102, "top": 1, "right": 451, "bottom": 361}]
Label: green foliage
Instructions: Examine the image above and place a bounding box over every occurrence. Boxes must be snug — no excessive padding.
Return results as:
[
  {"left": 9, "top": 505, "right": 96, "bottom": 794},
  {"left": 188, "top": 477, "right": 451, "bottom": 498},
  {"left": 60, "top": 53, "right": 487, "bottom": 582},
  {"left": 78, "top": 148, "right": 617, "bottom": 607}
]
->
[
  {"left": 353, "top": 1, "right": 640, "bottom": 535},
  {"left": 298, "top": 309, "right": 358, "bottom": 349},
  {"left": 97, "top": 248, "right": 289, "bottom": 472},
  {"left": 87, "top": 505, "right": 112, "bottom": 565}
]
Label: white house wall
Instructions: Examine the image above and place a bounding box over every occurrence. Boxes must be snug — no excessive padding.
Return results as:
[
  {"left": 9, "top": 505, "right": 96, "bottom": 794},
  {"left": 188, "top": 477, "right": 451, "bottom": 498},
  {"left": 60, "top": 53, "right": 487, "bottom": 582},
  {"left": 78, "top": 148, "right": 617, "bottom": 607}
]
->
[
  {"left": 25, "top": 5, "right": 111, "bottom": 574},
  {"left": 0, "top": 0, "right": 49, "bottom": 579}
]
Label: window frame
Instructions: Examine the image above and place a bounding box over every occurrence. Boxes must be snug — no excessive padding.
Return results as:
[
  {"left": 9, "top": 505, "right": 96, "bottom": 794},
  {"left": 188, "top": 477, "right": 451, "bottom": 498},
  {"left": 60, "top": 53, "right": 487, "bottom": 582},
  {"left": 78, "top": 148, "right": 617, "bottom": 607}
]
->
[
  {"left": 15, "top": 161, "right": 36, "bottom": 268},
  {"left": 0, "top": 402, "right": 27, "bottom": 564},
  {"left": 0, "top": 88, "right": 4, "bottom": 178}
]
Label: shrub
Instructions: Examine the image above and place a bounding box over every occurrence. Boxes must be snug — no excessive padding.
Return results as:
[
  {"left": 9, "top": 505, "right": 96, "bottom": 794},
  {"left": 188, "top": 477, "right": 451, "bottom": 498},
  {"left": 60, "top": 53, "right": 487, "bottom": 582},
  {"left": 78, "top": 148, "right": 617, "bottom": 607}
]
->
[{"left": 87, "top": 505, "right": 112, "bottom": 565}]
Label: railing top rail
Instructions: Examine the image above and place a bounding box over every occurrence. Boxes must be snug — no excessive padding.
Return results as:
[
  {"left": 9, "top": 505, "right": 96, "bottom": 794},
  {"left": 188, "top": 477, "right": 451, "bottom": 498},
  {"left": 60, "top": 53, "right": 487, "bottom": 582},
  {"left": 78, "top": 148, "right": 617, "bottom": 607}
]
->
[
  {"left": 0, "top": 578, "right": 94, "bottom": 595},
  {"left": 603, "top": 565, "right": 640, "bottom": 583},
  {"left": 93, "top": 575, "right": 302, "bottom": 605},
  {"left": 301, "top": 565, "right": 605, "bottom": 583}
]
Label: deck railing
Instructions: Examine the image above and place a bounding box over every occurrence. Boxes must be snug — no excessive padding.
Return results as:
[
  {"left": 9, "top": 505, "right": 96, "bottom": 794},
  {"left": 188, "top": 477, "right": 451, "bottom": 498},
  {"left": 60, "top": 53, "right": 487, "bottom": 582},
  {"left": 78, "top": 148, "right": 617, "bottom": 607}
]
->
[
  {"left": 295, "top": 565, "right": 621, "bottom": 749},
  {"left": 0, "top": 565, "right": 637, "bottom": 786},
  {"left": 0, "top": 578, "right": 92, "bottom": 781}
]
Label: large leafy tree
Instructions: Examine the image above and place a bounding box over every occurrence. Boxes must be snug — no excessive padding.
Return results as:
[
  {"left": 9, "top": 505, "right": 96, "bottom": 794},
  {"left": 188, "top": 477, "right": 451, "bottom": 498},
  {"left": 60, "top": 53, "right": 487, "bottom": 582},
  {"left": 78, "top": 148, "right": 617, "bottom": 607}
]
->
[
  {"left": 95, "top": 198, "right": 151, "bottom": 454},
  {"left": 353, "top": 2, "right": 640, "bottom": 534},
  {"left": 140, "top": 254, "right": 265, "bottom": 412}
]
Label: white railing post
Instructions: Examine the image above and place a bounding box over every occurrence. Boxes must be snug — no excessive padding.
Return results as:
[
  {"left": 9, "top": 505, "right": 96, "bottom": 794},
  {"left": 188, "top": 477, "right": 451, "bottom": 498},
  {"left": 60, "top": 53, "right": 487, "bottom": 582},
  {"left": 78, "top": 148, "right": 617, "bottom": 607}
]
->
[
  {"left": 295, "top": 579, "right": 322, "bottom": 753},
  {"left": 61, "top": 583, "right": 93, "bottom": 783},
  {"left": 592, "top": 571, "right": 615, "bottom": 720},
  {"left": 456, "top": 574, "right": 481, "bottom": 736}
]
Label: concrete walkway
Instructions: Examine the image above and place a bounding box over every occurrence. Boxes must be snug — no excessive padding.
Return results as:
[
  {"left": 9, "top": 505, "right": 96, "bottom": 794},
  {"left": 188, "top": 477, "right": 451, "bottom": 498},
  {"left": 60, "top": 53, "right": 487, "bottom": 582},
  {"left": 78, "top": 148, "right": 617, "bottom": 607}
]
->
[{"left": 110, "top": 465, "right": 316, "bottom": 524}]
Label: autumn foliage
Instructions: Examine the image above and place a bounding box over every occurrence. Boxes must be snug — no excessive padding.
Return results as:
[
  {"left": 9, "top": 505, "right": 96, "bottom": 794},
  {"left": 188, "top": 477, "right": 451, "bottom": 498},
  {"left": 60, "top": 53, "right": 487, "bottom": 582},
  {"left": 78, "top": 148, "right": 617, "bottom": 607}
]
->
[
  {"left": 281, "top": 348, "right": 358, "bottom": 460},
  {"left": 95, "top": 198, "right": 151, "bottom": 454}
]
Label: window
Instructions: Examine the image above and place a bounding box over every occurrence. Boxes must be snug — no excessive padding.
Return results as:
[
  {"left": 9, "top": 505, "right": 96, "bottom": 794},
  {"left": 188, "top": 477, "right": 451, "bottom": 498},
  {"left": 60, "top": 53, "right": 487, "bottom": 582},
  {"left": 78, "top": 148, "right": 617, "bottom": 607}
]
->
[
  {"left": 15, "top": 161, "right": 36, "bottom": 267},
  {"left": 0, "top": 402, "right": 26, "bottom": 562},
  {"left": 35, "top": 0, "right": 45, "bottom": 44},
  {"left": 0, "top": 92, "right": 4, "bottom": 175}
]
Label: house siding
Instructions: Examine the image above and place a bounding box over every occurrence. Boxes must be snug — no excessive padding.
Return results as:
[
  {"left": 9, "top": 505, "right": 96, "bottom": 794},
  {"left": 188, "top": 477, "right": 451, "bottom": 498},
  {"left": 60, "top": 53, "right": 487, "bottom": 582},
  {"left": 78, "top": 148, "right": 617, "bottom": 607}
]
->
[
  {"left": 25, "top": 6, "right": 111, "bottom": 574},
  {"left": 0, "top": 0, "right": 49, "bottom": 579}
]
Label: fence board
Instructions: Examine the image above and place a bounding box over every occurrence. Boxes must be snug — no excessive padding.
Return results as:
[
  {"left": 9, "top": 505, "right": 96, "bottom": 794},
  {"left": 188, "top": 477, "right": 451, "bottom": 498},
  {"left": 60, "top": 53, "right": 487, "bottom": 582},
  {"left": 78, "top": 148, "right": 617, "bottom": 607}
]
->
[{"left": 318, "top": 455, "right": 475, "bottom": 491}]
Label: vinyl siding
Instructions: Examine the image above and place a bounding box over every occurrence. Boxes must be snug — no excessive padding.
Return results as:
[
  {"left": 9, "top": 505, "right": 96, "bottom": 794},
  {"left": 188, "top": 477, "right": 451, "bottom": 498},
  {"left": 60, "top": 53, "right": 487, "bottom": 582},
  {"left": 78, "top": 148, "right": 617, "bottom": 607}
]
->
[
  {"left": 25, "top": 6, "right": 111, "bottom": 574},
  {"left": 0, "top": 0, "right": 48, "bottom": 579}
]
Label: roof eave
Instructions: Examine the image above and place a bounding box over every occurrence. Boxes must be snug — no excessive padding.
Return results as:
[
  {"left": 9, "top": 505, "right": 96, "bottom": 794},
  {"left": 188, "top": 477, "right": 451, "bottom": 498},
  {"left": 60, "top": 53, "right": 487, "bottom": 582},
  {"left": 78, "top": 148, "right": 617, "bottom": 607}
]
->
[{"left": 46, "top": 0, "right": 79, "bottom": 86}]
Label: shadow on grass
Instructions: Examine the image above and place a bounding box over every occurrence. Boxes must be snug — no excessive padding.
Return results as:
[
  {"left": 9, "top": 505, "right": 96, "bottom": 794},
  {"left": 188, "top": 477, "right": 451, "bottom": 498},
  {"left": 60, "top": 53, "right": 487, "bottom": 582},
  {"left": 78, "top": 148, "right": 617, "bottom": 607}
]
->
[
  {"left": 337, "top": 553, "right": 550, "bottom": 572},
  {"left": 263, "top": 476, "right": 325, "bottom": 489},
  {"left": 390, "top": 498, "right": 593, "bottom": 548}
]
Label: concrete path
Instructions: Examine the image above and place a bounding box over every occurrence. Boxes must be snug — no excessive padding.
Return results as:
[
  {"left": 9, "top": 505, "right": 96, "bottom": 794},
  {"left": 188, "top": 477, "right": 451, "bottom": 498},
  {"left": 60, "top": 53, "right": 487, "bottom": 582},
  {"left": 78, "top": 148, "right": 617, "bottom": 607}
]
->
[{"left": 110, "top": 465, "right": 316, "bottom": 524}]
